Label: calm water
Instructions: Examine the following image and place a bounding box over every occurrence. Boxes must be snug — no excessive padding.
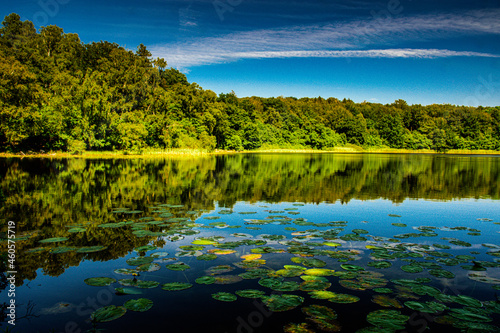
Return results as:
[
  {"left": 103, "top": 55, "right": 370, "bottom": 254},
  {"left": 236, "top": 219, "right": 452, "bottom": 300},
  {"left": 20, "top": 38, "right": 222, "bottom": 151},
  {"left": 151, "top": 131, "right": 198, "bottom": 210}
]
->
[{"left": 0, "top": 153, "right": 499, "bottom": 333}]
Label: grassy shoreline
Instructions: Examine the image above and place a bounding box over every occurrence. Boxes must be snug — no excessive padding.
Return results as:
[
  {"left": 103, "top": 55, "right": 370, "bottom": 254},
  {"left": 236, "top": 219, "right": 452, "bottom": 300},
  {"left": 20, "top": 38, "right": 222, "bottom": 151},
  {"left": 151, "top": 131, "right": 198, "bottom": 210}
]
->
[{"left": 1, "top": 147, "right": 500, "bottom": 159}]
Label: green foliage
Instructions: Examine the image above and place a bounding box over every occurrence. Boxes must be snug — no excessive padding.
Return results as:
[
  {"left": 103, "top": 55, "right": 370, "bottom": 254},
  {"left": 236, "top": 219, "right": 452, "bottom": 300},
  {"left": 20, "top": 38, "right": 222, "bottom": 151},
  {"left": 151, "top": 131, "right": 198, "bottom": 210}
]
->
[{"left": 0, "top": 13, "right": 499, "bottom": 152}]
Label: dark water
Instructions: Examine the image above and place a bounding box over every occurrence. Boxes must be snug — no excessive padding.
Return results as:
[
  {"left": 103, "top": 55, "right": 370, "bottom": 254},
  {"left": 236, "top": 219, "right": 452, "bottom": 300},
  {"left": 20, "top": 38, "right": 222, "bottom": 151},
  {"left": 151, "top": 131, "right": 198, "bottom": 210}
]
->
[{"left": 0, "top": 153, "right": 499, "bottom": 333}]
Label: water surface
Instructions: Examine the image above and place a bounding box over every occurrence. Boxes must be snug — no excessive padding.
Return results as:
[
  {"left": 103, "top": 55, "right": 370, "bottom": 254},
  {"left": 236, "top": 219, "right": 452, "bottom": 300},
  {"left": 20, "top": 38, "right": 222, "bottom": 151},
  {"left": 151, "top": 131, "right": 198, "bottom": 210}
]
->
[{"left": 0, "top": 154, "right": 499, "bottom": 332}]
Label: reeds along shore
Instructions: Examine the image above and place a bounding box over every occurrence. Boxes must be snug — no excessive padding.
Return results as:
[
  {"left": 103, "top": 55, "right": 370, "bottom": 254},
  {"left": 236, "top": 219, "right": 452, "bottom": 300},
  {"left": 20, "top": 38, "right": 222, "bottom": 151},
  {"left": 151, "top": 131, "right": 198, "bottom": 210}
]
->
[{"left": 1, "top": 148, "right": 499, "bottom": 159}]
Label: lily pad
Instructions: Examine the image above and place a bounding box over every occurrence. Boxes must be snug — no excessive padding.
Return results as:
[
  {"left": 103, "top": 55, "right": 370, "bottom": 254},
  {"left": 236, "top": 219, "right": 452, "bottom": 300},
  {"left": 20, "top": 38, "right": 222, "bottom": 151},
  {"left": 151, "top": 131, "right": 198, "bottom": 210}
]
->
[
  {"left": 76, "top": 245, "right": 108, "bottom": 253},
  {"left": 283, "top": 323, "right": 315, "bottom": 333},
  {"left": 372, "top": 295, "right": 402, "bottom": 308},
  {"left": 134, "top": 245, "right": 157, "bottom": 252},
  {"left": 299, "top": 280, "right": 331, "bottom": 291},
  {"left": 366, "top": 310, "right": 409, "bottom": 330},
  {"left": 161, "top": 282, "right": 193, "bottom": 291},
  {"left": 235, "top": 289, "right": 266, "bottom": 298},
  {"left": 212, "top": 292, "right": 237, "bottom": 302},
  {"left": 115, "top": 288, "right": 142, "bottom": 295},
  {"left": 166, "top": 262, "right": 191, "bottom": 271},
  {"left": 39, "top": 237, "right": 69, "bottom": 243},
  {"left": 50, "top": 246, "right": 77, "bottom": 254},
  {"left": 195, "top": 276, "right": 216, "bottom": 285},
  {"left": 151, "top": 252, "right": 169, "bottom": 258},
  {"left": 114, "top": 268, "right": 138, "bottom": 276},
  {"left": 262, "top": 294, "right": 304, "bottom": 312},
  {"left": 449, "top": 308, "right": 492, "bottom": 322},
  {"left": 327, "top": 293, "right": 360, "bottom": 304},
  {"left": 197, "top": 254, "right": 218, "bottom": 261},
  {"left": 126, "top": 257, "right": 154, "bottom": 266},
  {"left": 367, "top": 261, "right": 392, "bottom": 269},
  {"left": 303, "top": 269, "right": 335, "bottom": 276},
  {"left": 215, "top": 275, "right": 243, "bottom": 284},
  {"left": 124, "top": 298, "right": 153, "bottom": 312},
  {"left": 400, "top": 265, "right": 423, "bottom": 273},
  {"left": 308, "top": 291, "right": 337, "bottom": 299},
  {"left": 84, "top": 277, "right": 116, "bottom": 287},
  {"left": 340, "top": 264, "right": 365, "bottom": 271},
  {"left": 91, "top": 305, "right": 126, "bottom": 323},
  {"left": 137, "top": 263, "right": 161, "bottom": 272},
  {"left": 206, "top": 265, "right": 235, "bottom": 275},
  {"left": 118, "top": 279, "right": 159, "bottom": 289},
  {"left": 272, "top": 281, "right": 301, "bottom": 292},
  {"left": 404, "top": 301, "right": 447, "bottom": 313},
  {"left": 429, "top": 269, "right": 455, "bottom": 279}
]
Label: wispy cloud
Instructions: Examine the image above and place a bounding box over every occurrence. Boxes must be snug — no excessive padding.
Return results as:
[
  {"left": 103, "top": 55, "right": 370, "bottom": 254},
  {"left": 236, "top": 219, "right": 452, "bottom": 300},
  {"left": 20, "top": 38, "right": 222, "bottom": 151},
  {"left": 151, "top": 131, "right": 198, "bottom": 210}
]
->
[{"left": 150, "top": 9, "right": 500, "bottom": 68}]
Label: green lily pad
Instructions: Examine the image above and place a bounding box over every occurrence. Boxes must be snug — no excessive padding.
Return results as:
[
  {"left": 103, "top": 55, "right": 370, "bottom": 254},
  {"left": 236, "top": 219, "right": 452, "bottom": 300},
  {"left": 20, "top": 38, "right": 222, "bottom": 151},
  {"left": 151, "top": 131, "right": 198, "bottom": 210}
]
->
[
  {"left": 449, "top": 308, "right": 492, "bottom": 322},
  {"left": 192, "top": 239, "right": 218, "bottom": 245},
  {"left": 373, "top": 288, "right": 393, "bottom": 294},
  {"left": 84, "top": 277, "right": 116, "bottom": 287},
  {"left": 115, "top": 288, "right": 142, "bottom": 295},
  {"left": 197, "top": 253, "right": 217, "bottom": 261},
  {"left": 114, "top": 268, "right": 138, "bottom": 276},
  {"left": 67, "top": 227, "right": 86, "bottom": 233},
  {"left": 400, "top": 265, "right": 423, "bottom": 273},
  {"left": 91, "top": 305, "right": 126, "bottom": 323},
  {"left": 239, "top": 269, "right": 273, "bottom": 279},
  {"left": 214, "top": 275, "right": 243, "bottom": 284},
  {"left": 283, "top": 323, "right": 315, "bottom": 333},
  {"left": 151, "top": 252, "right": 169, "bottom": 258},
  {"left": 259, "top": 277, "right": 284, "bottom": 288},
  {"left": 50, "top": 246, "right": 77, "bottom": 254},
  {"left": 449, "top": 240, "right": 472, "bottom": 247},
  {"left": 135, "top": 281, "right": 160, "bottom": 289},
  {"left": 275, "top": 269, "right": 304, "bottom": 278},
  {"left": 468, "top": 273, "right": 500, "bottom": 284},
  {"left": 327, "top": 293, "right": 360, "bottom": 304},
  {"left": 366, "top": 310, "right": 409, "bottom": 330},
  {"left": 367, "top": 261, "right": 392, "bottom": 269},
  {"left": 272, "top": 281, "right": 300, "bottom": 292},
  {"left": 235, "top": 289, "right": 266, "bottom": 298},
  {"left": 262, "top": 294, "right": 304, "bottom": 312},
  {"left": 124, "top": 298, "right": 153, "bottom": 312},
  {"left": 75, "top": 245, "right": 108, "bottom": 253},
  {"left": 134, "top": 245, "right": 157, "bottom": 252},
  {"left": 410, "top": 285, "right": 440, "bottom": 297},
  {"left": 454, "top": 295, "right": 483, "bottom": 307},
  {"left": 302, "top": 304, "right": 337, "bottom": 321},
  {"left": 299, "top": 280, "right": 331, "bottom": 291},
  {"left": 404, "top": 301, "right": 447, "bottom": 313},
  {"left": 212, "top": 292, "right": 237, "bottom": 302},
  {"left": 372, "top": 295, "right": 402, "bottom": 308},
  {"left": 118, "top": 279, "right": 159, "bottom": 289},
  {"left": 161, "top": 282, "right": 193, "bottom": 291},
  {"left": 206, "top": 265, "right": 235, "bottom": 275},
  {"left": 303, "top": 269, "right": 335, "bottom": 276},
  {"left": 39, "top": 237, "right": 69, "bottom": 243},
  {"left": 126, "top": 257, "right": 154, "bottom": 266},
  {"left": 340, "top": 264, "right": 365, "bottom": 271},
  {"left": 137, "top": 263, "right": 161, "bottom": 272},
  {"left": 300, "top": 275, "right": 330, "bottom": 282},
  {"left": 166, "top": 262, "right": 191, "bottom": 271},
  {"left": 308, "top": 291, "right": 337, "bottom": 299},
  {"left": 429, "top": 269, "right": 455, "bottom": 279},
  {"left": 195, "top": 276, "right": 216, "bottom": 285}
]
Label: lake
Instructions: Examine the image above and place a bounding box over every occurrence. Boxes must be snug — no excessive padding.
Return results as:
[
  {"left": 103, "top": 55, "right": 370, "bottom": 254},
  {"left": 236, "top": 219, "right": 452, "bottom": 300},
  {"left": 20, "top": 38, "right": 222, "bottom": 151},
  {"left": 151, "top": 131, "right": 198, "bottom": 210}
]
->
[{"left": 0, "top": 153, "right": 499, "bottom": 333}]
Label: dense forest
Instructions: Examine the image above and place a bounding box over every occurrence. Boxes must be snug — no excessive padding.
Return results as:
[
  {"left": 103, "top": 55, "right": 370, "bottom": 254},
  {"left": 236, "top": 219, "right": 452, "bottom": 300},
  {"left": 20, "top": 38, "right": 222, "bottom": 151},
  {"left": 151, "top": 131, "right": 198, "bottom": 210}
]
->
[{"left": 1, "top": 13, "right": 500, "bottom": 153}]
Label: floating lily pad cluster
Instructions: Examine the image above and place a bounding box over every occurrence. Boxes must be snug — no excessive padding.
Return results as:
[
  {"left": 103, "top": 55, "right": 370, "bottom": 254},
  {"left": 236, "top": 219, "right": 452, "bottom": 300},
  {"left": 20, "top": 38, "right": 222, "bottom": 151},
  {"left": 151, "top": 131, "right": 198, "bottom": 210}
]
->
[{"left": 69, "top": 203, "right": 500, "bottom": 332}]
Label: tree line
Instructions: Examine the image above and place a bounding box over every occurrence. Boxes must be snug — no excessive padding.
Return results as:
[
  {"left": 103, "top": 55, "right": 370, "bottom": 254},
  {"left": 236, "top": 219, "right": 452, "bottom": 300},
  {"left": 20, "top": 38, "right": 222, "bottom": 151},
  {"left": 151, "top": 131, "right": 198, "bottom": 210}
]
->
[{"left": 1, "top": 13, "right": 499, "bottom": 153}]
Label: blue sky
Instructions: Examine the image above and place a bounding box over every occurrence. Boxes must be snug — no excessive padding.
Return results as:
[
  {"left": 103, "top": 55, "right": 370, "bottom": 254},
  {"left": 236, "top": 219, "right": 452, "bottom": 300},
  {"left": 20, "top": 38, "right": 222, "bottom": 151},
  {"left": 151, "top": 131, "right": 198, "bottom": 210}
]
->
[{"left": 2, "top": 0, "right": 500, "bottom": 106}]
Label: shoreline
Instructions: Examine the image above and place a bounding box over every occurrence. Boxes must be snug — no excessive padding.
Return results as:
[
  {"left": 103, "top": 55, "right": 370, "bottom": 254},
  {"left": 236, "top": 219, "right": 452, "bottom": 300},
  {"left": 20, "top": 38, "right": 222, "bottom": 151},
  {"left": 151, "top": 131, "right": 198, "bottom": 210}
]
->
[{"left": 1, "top": 148, "right": 499, "bottom": 159}]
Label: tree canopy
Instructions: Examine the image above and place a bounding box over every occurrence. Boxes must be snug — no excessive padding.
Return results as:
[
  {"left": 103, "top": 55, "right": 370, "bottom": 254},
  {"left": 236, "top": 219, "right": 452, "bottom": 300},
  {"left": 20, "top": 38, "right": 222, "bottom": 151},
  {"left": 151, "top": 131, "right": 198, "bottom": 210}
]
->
[{"left": 1, "top": 13, "right": 499, "bottom": 153}]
